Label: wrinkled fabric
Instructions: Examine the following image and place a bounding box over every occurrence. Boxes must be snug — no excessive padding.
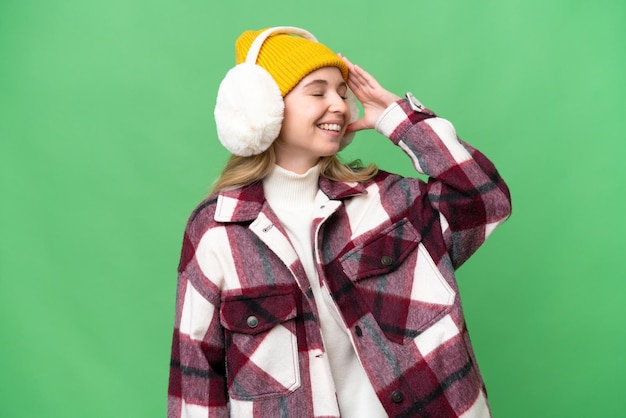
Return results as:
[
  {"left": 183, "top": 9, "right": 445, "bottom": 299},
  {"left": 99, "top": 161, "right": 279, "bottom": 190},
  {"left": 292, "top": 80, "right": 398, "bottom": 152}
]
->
[{"left": 168, "top": 99, "right": 512, "bottom": 417}]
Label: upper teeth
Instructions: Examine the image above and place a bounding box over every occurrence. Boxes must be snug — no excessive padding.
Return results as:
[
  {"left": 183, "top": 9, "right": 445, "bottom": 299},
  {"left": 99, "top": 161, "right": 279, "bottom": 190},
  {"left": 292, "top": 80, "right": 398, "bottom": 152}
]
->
[{"left": 318, "top": 123, "right": 342, "bottom": 132}]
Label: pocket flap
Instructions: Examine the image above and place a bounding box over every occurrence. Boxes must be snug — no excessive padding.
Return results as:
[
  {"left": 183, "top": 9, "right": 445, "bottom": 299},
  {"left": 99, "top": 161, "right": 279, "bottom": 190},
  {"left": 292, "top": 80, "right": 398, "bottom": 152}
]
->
[
  {"left": 340, "top": 218, "right": 420, "bottom": 281},
  {"left": 220, "top": 291, "right": 297, "bottom": 335}
]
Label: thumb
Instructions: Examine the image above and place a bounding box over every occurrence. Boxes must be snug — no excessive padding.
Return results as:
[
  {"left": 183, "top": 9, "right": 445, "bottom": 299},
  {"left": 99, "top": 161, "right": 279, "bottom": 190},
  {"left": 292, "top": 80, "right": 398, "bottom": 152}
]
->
[{"left": 345, "top": 118, "right": 372, "bottom": 134}]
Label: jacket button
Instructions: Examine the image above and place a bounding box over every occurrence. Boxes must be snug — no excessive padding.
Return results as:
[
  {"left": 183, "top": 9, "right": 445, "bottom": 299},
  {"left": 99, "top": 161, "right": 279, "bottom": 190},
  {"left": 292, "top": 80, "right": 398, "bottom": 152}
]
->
[
  {"left": 391, "top": 390, "right": 403, "bottom": 403},
  {"left": 381, "top": 255, "right": 393, "bottom": 266},
  {"left": 246, "top": 315, "right": 259, "bottom": 328},
  {"left": 355, "top": 325, "right": 363, "bottom": 337}
]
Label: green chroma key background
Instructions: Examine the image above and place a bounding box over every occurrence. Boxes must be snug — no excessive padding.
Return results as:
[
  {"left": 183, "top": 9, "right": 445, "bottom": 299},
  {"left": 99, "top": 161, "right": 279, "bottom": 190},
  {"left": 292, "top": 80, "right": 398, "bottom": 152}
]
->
[{"left": 1, "top": 0, "right": 624, "bottom": 416}]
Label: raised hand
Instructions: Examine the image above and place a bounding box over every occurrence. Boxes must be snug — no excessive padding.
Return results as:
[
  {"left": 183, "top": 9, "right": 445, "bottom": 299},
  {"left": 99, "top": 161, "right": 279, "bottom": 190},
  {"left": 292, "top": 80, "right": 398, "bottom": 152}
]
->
[{"left": 339, "top": 53, "right": 402, "bottom": 133}]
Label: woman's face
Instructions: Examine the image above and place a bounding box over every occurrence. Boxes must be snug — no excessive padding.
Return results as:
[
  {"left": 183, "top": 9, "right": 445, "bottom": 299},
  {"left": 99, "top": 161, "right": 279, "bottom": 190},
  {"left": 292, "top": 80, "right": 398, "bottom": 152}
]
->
[{"left": 274, "top": 66, "right": 350, "bottom": 173}]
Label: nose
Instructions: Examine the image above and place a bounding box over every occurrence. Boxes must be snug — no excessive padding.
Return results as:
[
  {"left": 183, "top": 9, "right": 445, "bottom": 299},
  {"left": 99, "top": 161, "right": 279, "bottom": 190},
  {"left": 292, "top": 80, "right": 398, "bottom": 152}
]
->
[{"left": 328, "top": 91, "right": 349, "bottom": 115}]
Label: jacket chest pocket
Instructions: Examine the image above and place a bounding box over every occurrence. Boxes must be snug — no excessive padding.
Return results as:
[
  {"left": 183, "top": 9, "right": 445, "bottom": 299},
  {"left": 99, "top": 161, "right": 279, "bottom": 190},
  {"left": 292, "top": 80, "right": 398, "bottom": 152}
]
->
[
  {"left": 340, "top": 218, "right": 456, "bottom": 345},
  {"left": 220, "top": 291, "right": 301, "bottom": 400}
]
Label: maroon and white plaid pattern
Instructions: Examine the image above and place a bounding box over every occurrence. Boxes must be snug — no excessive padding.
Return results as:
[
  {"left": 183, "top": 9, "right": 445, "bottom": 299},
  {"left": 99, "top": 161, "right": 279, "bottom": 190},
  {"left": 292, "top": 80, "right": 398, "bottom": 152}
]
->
[{"left": 168, "top": 99, "right": 512, "bottom": 417}]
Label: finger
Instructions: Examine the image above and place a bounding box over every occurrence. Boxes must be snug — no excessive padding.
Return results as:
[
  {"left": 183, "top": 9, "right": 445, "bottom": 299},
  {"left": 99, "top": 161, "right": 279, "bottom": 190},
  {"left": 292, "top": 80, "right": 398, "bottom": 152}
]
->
[
  {"left": 340, "top": 55, "right": 370, "bottom": 88},
  {"left": 351, "top": 65, "right": 379, "bottom": 90},
  {"left": 348, "top": 69, "right": 371, "bottom": 94},
  {"left": 346, "top": 118, "right": 371, "bottom": 133},
  {"left": 346, "top": 76, "right": 362, "bottom": 91},
  {"left": 349, "top": 64, "right": 368, "bottom": 83},
  {"left": 338, "top": 53, "right": 355, "bottom": 70}
]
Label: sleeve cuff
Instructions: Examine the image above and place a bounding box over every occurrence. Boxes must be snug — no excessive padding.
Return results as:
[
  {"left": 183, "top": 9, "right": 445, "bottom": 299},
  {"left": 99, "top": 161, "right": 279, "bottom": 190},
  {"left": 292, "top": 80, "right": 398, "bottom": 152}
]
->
[
  {"left": 375, "top": 98, "right": 436, "bottom": 140},
  {"left": 374, "top": 100, "right": 406, "bottom": 138}
]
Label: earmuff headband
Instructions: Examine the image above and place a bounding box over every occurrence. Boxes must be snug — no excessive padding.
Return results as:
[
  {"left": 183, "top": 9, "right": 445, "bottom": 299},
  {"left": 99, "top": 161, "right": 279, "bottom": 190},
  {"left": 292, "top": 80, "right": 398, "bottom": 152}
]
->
[
  {"left": 215, "top": 26, "right": 358, "bottom": 157},
  {"left": 245, "top": 27, "right": 318, "bottom": 64}
]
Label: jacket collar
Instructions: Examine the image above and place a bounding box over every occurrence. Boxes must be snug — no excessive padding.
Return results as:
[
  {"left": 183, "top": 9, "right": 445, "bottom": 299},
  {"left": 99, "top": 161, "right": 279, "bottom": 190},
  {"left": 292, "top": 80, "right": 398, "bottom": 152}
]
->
[
  {"left": 214, "top": 177, "right": 368, "bottom": 223},
  {"left": 319, "top": 176, "right": 368, "bottom": 200}
]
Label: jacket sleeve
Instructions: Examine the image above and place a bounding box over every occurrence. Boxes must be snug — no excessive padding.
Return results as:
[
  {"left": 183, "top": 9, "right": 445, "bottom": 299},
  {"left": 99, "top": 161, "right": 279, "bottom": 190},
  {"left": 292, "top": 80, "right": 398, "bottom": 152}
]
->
[
  {"left": 168, "top": 208, "right": 228, "bottom": 417},
  {"left": 376, "top": 98, "right": 512, "bottom": 269}
]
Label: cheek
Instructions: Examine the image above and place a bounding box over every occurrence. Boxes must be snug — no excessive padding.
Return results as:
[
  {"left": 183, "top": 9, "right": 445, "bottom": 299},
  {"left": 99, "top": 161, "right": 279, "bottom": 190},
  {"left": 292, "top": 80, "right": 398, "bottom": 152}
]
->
[
  {"left": 282, "top": 112, "right": 302, "bottom": 131},
  {"left": 279, "top": 111, "right": 308, "bottom": 139},
  {"left": 287, "top": 110, "right": 317, "bottom": 128},
  {"left": 283, "top": 97, "right": 324, "bottom": 127}
]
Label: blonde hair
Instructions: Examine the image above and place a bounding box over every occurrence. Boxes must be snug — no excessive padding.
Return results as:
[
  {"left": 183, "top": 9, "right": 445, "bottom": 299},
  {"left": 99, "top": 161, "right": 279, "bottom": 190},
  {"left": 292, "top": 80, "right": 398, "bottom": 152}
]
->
[{"left": 211, "top": 145, "right": 378, "bottom": 194}]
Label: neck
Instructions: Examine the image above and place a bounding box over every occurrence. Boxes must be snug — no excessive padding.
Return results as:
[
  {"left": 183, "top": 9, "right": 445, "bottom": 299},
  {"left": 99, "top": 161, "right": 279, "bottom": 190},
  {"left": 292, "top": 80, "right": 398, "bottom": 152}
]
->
[
  {"left": 263, "top": 164, "right": 320, "bottom": 208},
  {"left": 273, "top": 142, "right": 322, "bottom": 174},
  {"left": 275, "top": 158, "right": 321, "bottom": 174}
]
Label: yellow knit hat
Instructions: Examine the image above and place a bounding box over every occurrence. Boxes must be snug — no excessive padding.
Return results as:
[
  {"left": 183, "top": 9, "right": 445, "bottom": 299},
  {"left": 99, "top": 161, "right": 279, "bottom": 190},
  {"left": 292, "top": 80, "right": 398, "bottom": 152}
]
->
[
  {"left": 235, "top": 29, "right": 349, "bottom": 96},
  {"left": 215, "top": 27, "right": 358, "bottom": 157}
]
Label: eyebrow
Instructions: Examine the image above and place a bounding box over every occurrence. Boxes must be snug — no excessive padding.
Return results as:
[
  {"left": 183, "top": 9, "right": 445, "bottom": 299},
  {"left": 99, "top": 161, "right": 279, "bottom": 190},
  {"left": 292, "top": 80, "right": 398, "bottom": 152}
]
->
[{"left": 302, "top": 79, "right": 347, "bottom": 89}]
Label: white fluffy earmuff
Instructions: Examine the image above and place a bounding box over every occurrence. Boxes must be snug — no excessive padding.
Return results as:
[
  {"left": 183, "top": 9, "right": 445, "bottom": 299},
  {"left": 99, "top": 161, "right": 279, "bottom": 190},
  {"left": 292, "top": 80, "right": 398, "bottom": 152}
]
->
[{"left": 214, "top": 26, "right": 359, "bottom": 157}]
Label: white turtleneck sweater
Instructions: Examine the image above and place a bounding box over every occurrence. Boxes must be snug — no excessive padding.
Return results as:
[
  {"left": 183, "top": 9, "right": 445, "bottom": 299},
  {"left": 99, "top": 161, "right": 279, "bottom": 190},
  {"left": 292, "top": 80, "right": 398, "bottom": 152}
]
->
[{"left": 263, "top": 164, "right": 387, "bottom": 418}]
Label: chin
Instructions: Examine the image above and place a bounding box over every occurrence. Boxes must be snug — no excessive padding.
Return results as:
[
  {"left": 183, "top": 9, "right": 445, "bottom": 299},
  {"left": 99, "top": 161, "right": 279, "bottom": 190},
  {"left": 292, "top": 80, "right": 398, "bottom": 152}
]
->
[{"left": 319, "top": 145, "right": 341, "bottom": 157}]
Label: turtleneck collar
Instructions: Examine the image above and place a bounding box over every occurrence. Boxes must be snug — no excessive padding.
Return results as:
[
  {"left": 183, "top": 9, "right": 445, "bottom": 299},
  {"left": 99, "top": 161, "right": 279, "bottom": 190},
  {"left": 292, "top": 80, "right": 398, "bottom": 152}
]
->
[{"left": 263, "top": 163, "right": 320, "bottom": 209}]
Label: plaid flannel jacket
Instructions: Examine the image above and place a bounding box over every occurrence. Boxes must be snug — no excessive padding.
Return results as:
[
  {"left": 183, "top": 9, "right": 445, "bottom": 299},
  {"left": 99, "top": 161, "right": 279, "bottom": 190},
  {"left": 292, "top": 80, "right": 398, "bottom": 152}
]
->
[{"left": 168, "top": 99, "right": 512, "bottom": 417}]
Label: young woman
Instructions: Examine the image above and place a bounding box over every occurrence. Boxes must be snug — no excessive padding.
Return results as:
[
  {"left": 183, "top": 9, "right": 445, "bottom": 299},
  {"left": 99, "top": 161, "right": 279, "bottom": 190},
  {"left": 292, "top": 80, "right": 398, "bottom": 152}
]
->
[{"left": 168, "top": 26, "right": 511, "bottom": 418}]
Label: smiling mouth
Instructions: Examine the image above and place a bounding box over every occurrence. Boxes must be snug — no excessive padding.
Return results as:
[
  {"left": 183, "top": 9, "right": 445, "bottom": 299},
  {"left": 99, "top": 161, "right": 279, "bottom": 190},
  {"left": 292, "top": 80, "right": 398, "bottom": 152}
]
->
[{"left": 317, "top": 123, "right": 342, "bottom": 132}]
